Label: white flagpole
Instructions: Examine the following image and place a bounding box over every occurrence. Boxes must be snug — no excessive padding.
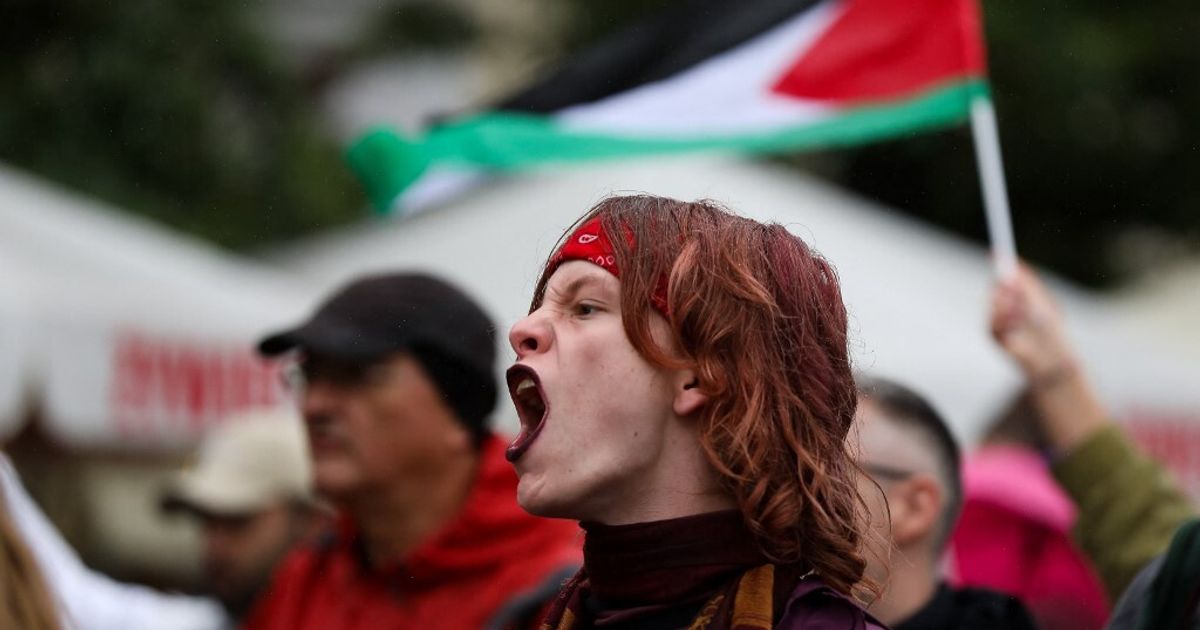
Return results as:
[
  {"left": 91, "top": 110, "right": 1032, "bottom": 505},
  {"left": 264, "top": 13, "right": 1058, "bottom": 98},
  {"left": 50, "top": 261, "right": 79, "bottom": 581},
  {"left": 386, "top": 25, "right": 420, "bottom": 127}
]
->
[{"left": 968, "top": 94, "right": 1018, "bottom": 280}]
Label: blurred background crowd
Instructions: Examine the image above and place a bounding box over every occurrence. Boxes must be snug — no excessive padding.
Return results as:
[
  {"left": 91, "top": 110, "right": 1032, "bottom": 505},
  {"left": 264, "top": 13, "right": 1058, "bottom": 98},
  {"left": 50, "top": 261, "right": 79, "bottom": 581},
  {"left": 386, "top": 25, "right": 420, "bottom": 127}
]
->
[{"left": 2, "top": 0, "right": 1199, "bottom": 629}]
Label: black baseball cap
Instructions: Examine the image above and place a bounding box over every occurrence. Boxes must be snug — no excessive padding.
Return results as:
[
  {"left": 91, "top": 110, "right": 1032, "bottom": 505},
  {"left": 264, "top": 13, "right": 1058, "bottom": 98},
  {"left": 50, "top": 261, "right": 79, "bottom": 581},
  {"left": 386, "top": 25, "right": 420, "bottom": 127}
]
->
[{"left": 259, "top": 273, "right": 498, "bottom": 440}]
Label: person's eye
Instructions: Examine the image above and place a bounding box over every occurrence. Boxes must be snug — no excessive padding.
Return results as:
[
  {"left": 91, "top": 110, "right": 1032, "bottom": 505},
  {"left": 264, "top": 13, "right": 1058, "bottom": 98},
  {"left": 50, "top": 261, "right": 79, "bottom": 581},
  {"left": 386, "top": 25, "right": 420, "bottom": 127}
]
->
[{"left": 575, "top": 302, "right": 599, "bottom": 316}]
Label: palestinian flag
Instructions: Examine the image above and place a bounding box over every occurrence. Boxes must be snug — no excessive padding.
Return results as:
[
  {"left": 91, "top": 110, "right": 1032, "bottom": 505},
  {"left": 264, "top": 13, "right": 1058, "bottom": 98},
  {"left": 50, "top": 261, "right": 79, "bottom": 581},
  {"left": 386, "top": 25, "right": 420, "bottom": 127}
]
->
[{"left": 350, "top": 0, "right": 989, "bottom": 214}]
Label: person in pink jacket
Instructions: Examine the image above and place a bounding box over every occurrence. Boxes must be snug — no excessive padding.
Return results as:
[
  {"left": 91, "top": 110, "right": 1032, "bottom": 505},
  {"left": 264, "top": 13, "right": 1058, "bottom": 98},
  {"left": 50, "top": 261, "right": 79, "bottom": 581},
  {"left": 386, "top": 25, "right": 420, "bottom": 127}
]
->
[{"left": 951, "top": 428, "right": 1109, "bottom": 630}]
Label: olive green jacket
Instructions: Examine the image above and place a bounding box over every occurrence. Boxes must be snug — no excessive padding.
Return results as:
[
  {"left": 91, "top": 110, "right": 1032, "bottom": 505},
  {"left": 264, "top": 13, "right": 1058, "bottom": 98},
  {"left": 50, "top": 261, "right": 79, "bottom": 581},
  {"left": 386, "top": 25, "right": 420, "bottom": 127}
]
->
[{"left": 1053, "top": 425, "right": 1197, "bottom": 601}]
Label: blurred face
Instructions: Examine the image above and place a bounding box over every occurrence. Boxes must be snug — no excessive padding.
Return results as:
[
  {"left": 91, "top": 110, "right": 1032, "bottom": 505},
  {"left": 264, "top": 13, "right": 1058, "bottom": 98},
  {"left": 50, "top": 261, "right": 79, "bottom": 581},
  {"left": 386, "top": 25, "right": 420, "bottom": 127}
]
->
[
  {"left": 853, "top": 437, "right": 898, "bottom": 585},
  {"left": 296, "top": 352, "right": 470, "bottom": 500},
  {"left": 852, "top": 399, "right": 943, "bottom": 577},
  {"left": 201, "top": 504, "right": 303, "bottom": 618},
  {"left": 506, "top": 261, "right": 680, "bottom": 521}
]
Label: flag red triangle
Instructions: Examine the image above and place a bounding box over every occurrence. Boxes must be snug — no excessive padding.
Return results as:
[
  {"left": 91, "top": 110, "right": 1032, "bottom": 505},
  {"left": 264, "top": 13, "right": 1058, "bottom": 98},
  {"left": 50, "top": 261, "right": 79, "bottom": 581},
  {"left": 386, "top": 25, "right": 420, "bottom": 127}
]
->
[{"left": 772, "top": 0, "right": 987, "bottom": 106}]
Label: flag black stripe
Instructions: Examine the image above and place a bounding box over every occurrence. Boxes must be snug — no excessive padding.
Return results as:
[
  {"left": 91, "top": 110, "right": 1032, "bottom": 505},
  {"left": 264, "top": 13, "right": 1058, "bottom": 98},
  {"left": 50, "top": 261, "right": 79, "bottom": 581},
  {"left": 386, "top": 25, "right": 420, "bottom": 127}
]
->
[{"left": 495, "top": 0, "right": 823, "bottom": 114}]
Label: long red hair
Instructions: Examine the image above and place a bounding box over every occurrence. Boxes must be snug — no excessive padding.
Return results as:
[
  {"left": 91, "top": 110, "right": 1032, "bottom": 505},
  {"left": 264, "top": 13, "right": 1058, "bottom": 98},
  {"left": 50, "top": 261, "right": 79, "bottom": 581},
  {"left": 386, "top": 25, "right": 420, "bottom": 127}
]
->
[{"left": 532, "top": 195, "right": 868, "bottom": 597}]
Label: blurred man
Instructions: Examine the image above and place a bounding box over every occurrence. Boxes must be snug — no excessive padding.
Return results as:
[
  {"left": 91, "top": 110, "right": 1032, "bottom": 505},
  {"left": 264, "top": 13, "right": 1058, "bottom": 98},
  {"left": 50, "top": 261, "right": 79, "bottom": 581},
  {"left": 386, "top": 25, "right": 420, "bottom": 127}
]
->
[
  {"left": 244, "top": 273, "right": 581, "bottom": 630},
  {"left": 854, "top": 376, "right": 1037, "bottom": 630},
  {"left": 161, "top": 409, "right": 322, "bottom": 623}
]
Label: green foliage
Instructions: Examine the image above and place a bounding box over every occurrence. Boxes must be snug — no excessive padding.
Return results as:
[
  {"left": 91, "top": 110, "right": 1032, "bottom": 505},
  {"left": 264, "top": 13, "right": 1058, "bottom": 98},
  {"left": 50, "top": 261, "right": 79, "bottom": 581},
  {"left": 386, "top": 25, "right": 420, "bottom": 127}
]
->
[
  {"left": 357, "top": 0, "right": 480, "bottom": 55},
  {"left": 836, "top": 0, "right": 1200, "bottom": 286},
  {"left": 556, "top": 0, "right": 675, "bottom": 51},
  {"left": 0, "top": 0, "right": 365, "bottom": 249}
]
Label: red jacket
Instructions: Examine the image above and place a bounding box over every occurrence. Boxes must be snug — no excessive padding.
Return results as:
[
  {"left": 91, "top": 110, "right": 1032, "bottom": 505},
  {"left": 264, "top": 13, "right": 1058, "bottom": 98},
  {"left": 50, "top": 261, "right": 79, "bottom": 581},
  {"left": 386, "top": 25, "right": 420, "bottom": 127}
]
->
[{"left": 242, "top": 436, "right": 582, "bottom": 630}]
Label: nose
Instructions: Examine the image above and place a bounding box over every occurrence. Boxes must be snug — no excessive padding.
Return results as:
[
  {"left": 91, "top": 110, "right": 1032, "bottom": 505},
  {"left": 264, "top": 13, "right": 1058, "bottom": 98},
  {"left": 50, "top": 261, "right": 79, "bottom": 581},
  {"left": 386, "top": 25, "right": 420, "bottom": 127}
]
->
[
  {"left": 509, "top": 311, "right": 553, "bottom": 359},
  {"left": 202, "top": 522, "right": 238, "bottom": 565},
  {"left": 301, "top": 379, "right": 340, "bottom": 420}
]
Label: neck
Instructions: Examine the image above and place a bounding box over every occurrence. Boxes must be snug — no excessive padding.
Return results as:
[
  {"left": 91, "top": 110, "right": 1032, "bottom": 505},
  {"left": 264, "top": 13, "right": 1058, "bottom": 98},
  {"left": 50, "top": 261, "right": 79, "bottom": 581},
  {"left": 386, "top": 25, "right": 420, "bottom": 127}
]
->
[
  {"left": 598, "top": 485, "right": 736, "bottom": 526},
  {"left": 594, "top": 428, "right": 736, "bottom": 525},
  {"left": 349, "top": 451, "right": 477, "bottom": 566},
  {"left": 868, "top": 549, "right": 939, "bottom": 626}
]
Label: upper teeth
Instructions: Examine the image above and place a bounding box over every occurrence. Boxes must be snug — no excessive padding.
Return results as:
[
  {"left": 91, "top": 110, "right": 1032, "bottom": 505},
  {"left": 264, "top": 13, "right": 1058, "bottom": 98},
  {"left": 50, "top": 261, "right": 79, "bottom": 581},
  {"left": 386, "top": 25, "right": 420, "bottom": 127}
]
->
[{"left": 516, "top": 378, "right": 535, "bottom": 392}]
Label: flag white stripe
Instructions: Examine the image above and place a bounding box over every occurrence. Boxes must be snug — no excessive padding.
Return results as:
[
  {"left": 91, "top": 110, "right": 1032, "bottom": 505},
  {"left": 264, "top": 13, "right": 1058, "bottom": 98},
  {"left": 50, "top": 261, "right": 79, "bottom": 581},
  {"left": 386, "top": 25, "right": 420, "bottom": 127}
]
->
[{"left": 557, "top": 0, "right": 846, "bottom": 137}]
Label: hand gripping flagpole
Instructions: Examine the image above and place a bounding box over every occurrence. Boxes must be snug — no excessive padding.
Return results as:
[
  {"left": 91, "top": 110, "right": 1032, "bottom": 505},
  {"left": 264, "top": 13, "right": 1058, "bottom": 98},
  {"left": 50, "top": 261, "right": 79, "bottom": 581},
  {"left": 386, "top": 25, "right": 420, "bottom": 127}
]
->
[{"left": 968, "top": 93, "right": 1018, "bottom": 280}]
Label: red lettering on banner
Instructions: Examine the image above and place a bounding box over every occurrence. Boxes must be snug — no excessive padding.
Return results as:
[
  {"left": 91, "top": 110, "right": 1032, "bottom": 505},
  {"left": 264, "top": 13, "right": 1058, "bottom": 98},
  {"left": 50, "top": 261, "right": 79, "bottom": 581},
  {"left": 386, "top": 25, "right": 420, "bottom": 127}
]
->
[
  {"left": 111, "top": 334, "right": 154, "bottom": 436},
  {"left": 225, "top": 355, "right": 254, "bottom": 414},
  {"left": 109, "top": 330, "right": 283, "bottom": 441},
  {"left": 156, "top": 345, "right": 211, "bottom": 429}
]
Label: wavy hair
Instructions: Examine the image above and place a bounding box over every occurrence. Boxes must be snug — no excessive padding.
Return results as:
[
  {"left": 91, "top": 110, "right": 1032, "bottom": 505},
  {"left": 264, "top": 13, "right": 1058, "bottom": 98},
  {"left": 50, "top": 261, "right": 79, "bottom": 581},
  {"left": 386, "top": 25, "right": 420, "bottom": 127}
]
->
[
  {"left": 0, "top": 480, "right": 61, "bottom": 630},
  {"left": 532, "top": 195, "right": 869, "bottom": 597}
]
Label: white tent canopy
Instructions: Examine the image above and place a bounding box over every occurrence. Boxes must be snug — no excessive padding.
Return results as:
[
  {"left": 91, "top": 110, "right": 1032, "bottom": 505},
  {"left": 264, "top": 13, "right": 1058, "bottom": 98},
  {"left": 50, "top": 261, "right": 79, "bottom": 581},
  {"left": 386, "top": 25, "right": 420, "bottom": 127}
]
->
[
  {"left": 0, "top": 165, "right": 315, "bottom": 451},
  {"left": 272, "top": 155, "right": 1200, "bottom": 447}
]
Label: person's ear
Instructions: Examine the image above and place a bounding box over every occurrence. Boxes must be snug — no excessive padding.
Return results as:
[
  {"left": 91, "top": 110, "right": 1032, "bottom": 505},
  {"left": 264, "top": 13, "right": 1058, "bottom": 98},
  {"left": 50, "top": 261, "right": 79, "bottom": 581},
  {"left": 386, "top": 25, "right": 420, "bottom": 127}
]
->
[
  {"left": 890, "top": 474, "right": 943, "bottom": 547},
  {"left": 673, "top": 369, "right": 709, "bottom": 417}
]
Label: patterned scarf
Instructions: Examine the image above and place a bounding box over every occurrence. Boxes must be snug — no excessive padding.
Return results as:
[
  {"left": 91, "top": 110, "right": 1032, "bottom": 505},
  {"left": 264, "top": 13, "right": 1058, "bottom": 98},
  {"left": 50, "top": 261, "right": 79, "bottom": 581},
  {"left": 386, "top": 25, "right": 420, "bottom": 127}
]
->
[{"left": 541, "top": 563, "right": 797, "bottom": 630}]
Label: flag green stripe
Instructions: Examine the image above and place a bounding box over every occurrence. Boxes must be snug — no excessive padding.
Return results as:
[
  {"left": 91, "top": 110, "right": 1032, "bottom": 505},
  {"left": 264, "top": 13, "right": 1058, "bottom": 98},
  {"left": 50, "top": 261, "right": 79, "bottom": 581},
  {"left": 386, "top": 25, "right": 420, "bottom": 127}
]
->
[
  {"left": 349, "top": 80, "right": 988, "bottom": 211},
  {"left": 433, "top": 79, "right": 988, "bottom": 165}
]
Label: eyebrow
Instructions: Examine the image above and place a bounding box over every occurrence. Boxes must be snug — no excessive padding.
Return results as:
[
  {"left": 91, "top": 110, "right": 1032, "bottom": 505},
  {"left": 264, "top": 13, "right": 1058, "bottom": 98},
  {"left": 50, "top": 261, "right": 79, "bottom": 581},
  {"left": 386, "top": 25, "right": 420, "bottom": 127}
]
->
[{"left": 547, "top": 270, "right": 610, "bottom": 303}]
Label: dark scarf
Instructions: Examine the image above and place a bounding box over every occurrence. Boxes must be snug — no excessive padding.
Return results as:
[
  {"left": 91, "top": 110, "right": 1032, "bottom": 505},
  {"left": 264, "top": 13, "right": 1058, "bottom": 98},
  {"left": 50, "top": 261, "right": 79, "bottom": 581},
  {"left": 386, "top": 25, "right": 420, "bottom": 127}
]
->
[
  {"left": 538, "top": 511, "right": 807, "bottom": 630},
  {"left": 896, "top": 583, "right": 1037, "bottom": 630},
  {"left": 1140, "top": 519, "right": 1200, "bottom": 630}
]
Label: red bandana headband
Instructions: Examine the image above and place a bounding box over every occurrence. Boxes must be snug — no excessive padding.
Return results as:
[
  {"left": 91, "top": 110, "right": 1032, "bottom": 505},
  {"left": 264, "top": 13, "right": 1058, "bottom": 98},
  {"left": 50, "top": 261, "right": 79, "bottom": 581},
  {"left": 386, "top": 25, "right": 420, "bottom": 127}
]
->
[{"left": 548, "top": 217, "right": 670, "bottom": 316}]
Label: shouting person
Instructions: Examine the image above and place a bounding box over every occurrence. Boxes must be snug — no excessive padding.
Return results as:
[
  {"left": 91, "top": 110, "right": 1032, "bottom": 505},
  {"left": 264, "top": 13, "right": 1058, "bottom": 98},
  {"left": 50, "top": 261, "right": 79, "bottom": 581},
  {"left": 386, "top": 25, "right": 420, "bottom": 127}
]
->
[{"left": 505, "top": 195, "right": 885, "bottom": 629}]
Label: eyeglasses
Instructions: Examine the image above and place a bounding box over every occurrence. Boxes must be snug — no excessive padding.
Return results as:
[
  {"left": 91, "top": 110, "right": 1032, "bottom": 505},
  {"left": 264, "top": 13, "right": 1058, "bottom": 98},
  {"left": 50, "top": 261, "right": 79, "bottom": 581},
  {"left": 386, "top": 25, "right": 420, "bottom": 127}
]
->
[
  {"left": 279, "top": 355, "right": 394, "bottom": 392},
  {"left": 859, "top": 462, "right": 916, "bottom": 482}
]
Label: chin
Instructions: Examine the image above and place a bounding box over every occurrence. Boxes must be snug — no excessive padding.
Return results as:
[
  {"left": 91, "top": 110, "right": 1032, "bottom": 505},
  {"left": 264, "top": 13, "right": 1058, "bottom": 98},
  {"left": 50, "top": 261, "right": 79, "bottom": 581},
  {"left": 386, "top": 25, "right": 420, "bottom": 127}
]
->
[
  {"left": 312, "top": 463, "right": 361, "bottom": 501},
  {"left": 515, "top": 476, "right": 553, "bottom": 516},
  {"left": 516, "top": 476, "right": 583, "bottom": 520},
  {"left": 521, "top": 477, "right": 614, "bottom": 523},
  {"left": 515, "top": 495, "right": 557, "bottom": 518}
]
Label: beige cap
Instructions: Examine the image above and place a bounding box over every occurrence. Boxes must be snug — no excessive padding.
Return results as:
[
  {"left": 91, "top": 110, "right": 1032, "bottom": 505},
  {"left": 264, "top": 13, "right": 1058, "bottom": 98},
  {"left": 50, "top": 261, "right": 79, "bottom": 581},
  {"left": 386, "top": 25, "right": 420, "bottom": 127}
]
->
[{"left": 162, "top": 408, "right": 314, "bottom": 516}]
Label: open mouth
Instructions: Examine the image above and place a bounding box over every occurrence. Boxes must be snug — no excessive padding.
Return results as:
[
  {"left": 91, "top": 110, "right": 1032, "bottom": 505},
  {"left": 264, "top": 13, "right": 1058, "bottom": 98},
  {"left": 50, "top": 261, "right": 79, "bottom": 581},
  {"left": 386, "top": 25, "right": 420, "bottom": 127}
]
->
[{"left": 505, "top": 364, "right": 549, "bottom": 462}]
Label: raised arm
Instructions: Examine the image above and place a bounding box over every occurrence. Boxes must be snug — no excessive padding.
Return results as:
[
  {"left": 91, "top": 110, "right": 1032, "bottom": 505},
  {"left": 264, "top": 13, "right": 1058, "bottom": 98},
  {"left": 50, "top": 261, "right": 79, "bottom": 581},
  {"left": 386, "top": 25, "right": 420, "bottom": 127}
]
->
[
  {"left": 990, "top": 265, "right": 1195, "bottom": 599},
  {"left": 989, "top": 265, "right": 1108, "bottom": 452}
]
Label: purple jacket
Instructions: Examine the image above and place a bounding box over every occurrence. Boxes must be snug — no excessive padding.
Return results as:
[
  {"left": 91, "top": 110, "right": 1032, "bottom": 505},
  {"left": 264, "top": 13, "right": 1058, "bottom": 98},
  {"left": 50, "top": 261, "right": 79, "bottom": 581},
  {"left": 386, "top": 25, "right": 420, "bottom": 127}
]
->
[{"left": 777, "top": 578, "right": 890, "bottom": 629}]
